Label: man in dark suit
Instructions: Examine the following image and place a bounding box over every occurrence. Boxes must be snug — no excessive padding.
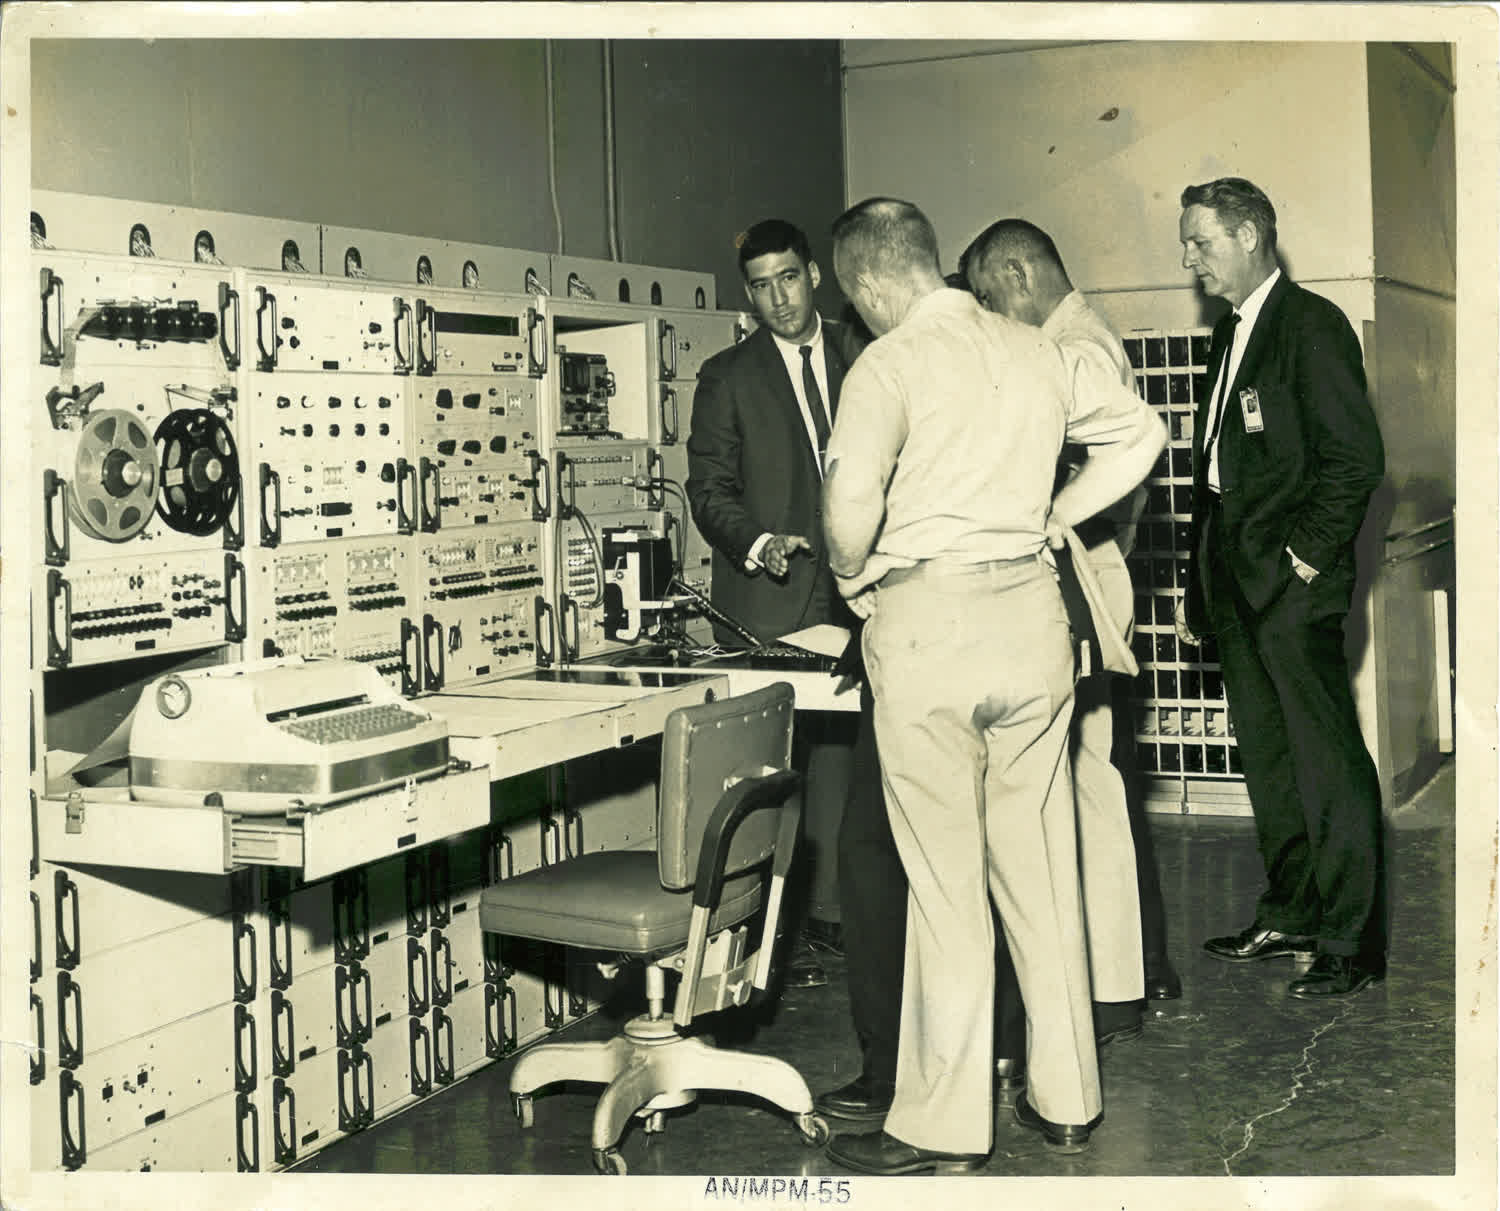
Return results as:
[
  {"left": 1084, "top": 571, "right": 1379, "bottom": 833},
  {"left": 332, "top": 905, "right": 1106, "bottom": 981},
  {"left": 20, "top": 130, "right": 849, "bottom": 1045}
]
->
[
  {"left": 686, "top": 218, "right": 866, "bottom": 985},
  {"left": 1177, "top": 178, "right": 1387, "bottom": 998}
]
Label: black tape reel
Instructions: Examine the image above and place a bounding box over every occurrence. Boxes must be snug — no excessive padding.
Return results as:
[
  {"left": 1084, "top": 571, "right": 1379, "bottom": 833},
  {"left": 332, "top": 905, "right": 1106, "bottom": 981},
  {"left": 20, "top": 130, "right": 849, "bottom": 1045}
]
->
[
  {"left": 155, "top": 408, "right": 241, "bottom": 536},
  {"left": 70, "top": 408, "right": 161, "bottom": 542}
]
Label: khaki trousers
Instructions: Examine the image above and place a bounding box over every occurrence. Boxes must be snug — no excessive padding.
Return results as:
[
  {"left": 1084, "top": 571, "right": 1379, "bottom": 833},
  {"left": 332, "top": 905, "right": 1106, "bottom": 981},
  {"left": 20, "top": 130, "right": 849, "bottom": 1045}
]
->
[
  {"left": 1073, "top": 545, "right": 1144, "bottom": 1002},
  {"left": 865, "top": 555, "right": 1101, "bottom": 1156}
]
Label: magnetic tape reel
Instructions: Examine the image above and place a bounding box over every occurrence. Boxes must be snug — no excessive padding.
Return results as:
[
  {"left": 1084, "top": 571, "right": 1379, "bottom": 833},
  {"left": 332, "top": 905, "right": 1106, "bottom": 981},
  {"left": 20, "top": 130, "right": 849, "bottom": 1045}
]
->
[
  {"left": 154, "top": 408, "right": 241, "bottom": 536},
  {"left": 69, "top": 408, "right": 161, "bottom": 542}
]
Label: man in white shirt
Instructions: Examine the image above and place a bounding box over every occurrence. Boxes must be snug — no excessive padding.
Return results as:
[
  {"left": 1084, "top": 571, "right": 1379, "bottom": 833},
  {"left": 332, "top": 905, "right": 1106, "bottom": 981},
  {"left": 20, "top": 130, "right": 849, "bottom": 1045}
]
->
[
  {"left": 821, "top": 197, "right": 1164, "bottom": 1175},
  {"left": 965, "top": 217, "right": 1183, "bottom": 1051}
]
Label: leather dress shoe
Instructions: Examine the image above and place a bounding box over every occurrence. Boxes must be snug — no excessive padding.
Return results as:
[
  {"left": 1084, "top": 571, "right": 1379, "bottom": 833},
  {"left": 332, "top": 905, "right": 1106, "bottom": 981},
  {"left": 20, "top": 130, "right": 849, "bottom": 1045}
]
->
[
  {"left": 1287, "top": 953, "right": 1385, "bottom": 999},
  {"left": 994, "top": 1057, "right": 1027, "bottom": 1092},
  {"left": 803, "top": 919, "right": 846, "bottom": 958},
  {"left": 826, "top": 1129, "right": 988, "bottom": 1176},
  {"left": 1094, "top": 1000, "right": 1143, "bottom": 1047},
  {"left": 1143, "top": 956, "right": 1182, "bottom": 1000},
  {"left": 1013, "top": 1091, "right": 1101, "bottom": 1154},
  {"left": 784, "top": 948, "right": 827, "bottom": 988},
  {"left": 1203, "top": 923, "right": 1316, "bottom": 963},
  {"left": 814, "top": 1073, "right": 893, "bottom": 1124}
]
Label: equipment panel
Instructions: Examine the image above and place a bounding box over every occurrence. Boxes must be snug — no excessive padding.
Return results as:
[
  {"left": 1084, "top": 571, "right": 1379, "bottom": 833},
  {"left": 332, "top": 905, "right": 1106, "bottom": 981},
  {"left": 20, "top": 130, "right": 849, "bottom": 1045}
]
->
[
  {"left": 246, "top": 373, "right": 411, "bottom": 544},
  {"left": 556, "top": 510, "right": 663, "bottom": 662},
  {"left": 555, "top": 442, "right": 655, "bottom": 518},
  {"left": 412, "top": 288, "right": 541, "bottom": 378},
  {"left": 41, "top": 549, "right": 243, "bottom": 669},
  {"left": 245, "top": 537, "right": 417, "bottom": 692},
  {"left": 413, "top": 376, "right": 542, "bottom": 530},
  {"left": 417, "top": 524, "right": 546, "bottom": 689},
  {"left": 243, "top": 272, "right": 413, "bottom": 375}
]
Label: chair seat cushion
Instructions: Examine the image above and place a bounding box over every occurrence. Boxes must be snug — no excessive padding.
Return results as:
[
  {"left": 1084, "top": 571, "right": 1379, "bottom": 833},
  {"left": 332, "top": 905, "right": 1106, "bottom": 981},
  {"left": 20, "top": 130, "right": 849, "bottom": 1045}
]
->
[{"left": 477, "top": 851, "right": 765, "bottom": 953}]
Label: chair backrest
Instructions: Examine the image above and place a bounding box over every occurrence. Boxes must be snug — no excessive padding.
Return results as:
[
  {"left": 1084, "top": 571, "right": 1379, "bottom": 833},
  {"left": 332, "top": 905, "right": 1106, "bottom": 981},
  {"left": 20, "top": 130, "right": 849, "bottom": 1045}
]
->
[{"left": 657, "top": 681, "right": 795, "bottom": 891}]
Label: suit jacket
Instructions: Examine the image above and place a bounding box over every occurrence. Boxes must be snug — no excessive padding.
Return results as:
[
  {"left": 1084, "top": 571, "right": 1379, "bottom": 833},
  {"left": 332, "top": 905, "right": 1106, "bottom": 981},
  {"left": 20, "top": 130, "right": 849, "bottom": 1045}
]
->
[
  {"left": 1185, "top": 275, "right": 1384, "bottom": 633},
  {"left": 685, "top": 321, "right": 864, "bottom": 645}
]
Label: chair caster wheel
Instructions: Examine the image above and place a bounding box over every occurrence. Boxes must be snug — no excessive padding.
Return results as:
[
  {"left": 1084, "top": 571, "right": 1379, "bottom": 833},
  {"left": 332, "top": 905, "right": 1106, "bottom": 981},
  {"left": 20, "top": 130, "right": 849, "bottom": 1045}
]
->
[
  {"left": 643, "top": 1110, "right": 666, "bottom": 1135},
  {"left": 513, "top": 1094, "right": 533, "bottom": 1129},
  {"left": 593, "top": 1147, "right": 627, "bottom": 1175},
  {"left": 795, "top": 1112, "right": 830, "bottom": 1147}
]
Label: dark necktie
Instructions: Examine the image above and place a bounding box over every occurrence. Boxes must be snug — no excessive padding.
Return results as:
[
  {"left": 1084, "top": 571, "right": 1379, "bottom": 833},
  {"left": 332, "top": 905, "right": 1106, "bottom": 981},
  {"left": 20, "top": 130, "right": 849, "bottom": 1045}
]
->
[
  {"left": 1205, "top": 313, "right": 1241, "bottom": 459},
  {"left": 800, "top": 344, "right": 832, "bottom": 460}
]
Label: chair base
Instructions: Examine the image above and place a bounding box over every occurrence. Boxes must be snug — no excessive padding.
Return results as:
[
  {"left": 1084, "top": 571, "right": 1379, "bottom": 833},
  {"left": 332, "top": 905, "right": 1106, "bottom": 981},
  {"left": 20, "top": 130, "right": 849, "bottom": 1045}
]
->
[{"left": 510, "top": 1011, "right": 817, "bottom": 1154}]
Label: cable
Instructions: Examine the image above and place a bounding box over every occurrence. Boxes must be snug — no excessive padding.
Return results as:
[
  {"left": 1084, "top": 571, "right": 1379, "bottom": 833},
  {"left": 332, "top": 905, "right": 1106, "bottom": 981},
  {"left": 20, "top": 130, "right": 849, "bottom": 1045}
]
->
[
  {"left": 651, "top": 477, "right": 691, "bottom": 579},
  {"left": 544, "top": 40, "right": 565, "bottom": 254},
  {"left": 603, "top": 40, "right": 622, "bottom": 261}
]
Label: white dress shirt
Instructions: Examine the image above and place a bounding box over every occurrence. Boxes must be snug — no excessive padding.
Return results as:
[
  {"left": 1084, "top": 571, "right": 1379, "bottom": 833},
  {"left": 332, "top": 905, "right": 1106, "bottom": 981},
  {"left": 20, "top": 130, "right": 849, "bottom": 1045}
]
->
[
  {"left": 1205, "top": 267, "right": 1280, "bottom": 493},
  {"left": 746, "top": 315, "right": 832, "bottom": 569}
]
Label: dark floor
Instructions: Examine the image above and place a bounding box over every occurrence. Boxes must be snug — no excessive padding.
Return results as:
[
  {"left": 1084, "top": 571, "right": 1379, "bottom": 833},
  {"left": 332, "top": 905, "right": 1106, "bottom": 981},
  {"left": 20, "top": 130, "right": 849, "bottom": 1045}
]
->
[{"left": 298, "top": 762, "right": 1455, "bottom": 1179}]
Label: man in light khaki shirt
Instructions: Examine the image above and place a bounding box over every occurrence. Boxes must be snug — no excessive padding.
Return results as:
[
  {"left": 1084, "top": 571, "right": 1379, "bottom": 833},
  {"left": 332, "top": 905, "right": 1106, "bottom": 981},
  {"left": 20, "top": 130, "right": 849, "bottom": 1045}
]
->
[{"left": 821, "top": 198, "right": 1164, "bottom": 1176}]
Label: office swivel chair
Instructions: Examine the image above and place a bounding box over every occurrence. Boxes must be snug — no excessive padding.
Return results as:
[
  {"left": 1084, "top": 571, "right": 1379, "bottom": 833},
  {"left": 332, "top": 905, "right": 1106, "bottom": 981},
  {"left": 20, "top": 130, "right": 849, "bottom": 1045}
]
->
[{"left": 477, "top": 682, "right": 830, "bottom": 1175}]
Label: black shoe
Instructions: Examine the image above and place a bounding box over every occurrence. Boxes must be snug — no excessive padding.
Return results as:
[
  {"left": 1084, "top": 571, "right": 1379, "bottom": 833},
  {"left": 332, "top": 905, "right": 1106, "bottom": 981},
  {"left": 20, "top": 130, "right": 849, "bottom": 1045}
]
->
[
  {"left": 1143, "top": 956, "right": 1182, "bottom": 1000},
  {"left": 1093, "top": 1000, "right": 1143, "bottom": 1047},
  {"left": 803, "top": 919, "right": 846, "bottom": 958},
  {"left": 826, "top": 1129, "right": 988, "bottom": 1176},
  {"left": 814, "top": 1074, "right": 894, "bottom": 1124},
  {"left": 1287, "top": 953, "right": 1385, "bottom": 999},
  {"left": 994, "top": 1057, "right": 1027, "bottom": 1092},
  {"left": 1013, "top": 1091, "right": 1101, "bottom": 1154},
  {"left": 1203, "top": 924, "right": 1316, "bottom": 963},
  {"left": 784, "top": 949, "right": 827, "bottom": 988}
]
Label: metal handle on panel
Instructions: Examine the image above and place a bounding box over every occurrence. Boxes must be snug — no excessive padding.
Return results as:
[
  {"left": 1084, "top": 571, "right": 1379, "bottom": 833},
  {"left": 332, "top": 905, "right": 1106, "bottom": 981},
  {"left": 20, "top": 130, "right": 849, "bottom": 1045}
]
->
[
  {"left": 405, "top": 850, "right": 429, "bottom": 934},
  {"left": 30, "top": 891, "right": 42, "bottom": 981},
  {"left": 568, "top": 953, "right": 587, "bottom": 1019},
  {"left": 271, "top": 989, "right": 295, "bottom": 1077},
  {"left": 486, "top": 829, "right": 514, "bottom": 885},
  {"left": 659, "top": 385, "right": 679, "bottom": 445},
  {"left": 528, "top": 451, "right": 551, "bottom": 522},
  {"left": 659, "top": 321, "right": 677, "bottom": 380},
  {"left": 400, "top": 616, "right": 421, "bottom": 698},
  {"left": 415, "top": 298, "right": 437, "bottom": 375},
  {"left": 393, "top": 297, "right": 414, "bottom": 375},
  {"left": 57, "top": 970, "right": 82, "bottom": 1068},
  {"left": 543, "top": 953, "right": 566, "bottom": 1029},
  {"left": 30, "top": 789, "right": 40, "bottom": 880},
  {"left": 269, "top": 898, "right": 292, "bottom": 989},
  {"left": 237, "top": 1091, "right": 260, "bottom": 1172},
  {"left": 333, "top": 872, "right": 370, "bottom": 964},
  {"left": 31, "top": 990, "right": 45, "bottom": 1085},
  {"left": 273, "top": 1079, "right": 297, "bottom": 1164},
  {"left": 418, "top": 456, "right": 441, "bottom": 533},
  {"left": 409, "top": 1016, "right": 432, "bottom": 1097},
  {"left": 40, "top": 268, "right": 64, "bottom": 366},
  {"left": 407, "top": 935, "right": 430, "bottom": 1016},
  {"left": 563, "top": 806, "right": 584, "bottom": 859},
  {"left": 423, "top": 613, "right": 445, "bottom": 692},
  {"left": 431, "top": 929, "right": 453, "bottom": 1008},
  {"left": 559, "top": 593, "right": 581, "bottom": 663},
  {"left": 433, "top": 1006, "right": 455, "bottom": 1085},
  {"left": 527, "top": 306, "right": 547, "bottom": 378},
  {"left": 428, "top": 845, "right": 450, "bottom": 927},
  {"left": 357, "top": 965, "right": 373, "bottom": 1044},
  {"left": 224, "top": 551, "right": 247, "bottom": 643},
  {"left": 54, "top": 870, "right": 79, "bottom": 970},
  {"left": 218, "top": 280, "right": 241, "bottom": 370},
  {"left": 46, "top": 569, "right": 72, "bottom": 668},
  {"left": 540, "top": 814, "right": 562, "bottom": 869},
  {"left": 234, "top": 1002, "right": 258, "bottom": 1093},
  {"left": 555, "top": 450, "right": 576, "bottom": 520},
  {"left": 258, "top": 463, "right": 282, "bottom": 547},
  {"left": 396, "top": 457, "right": 418, "bottom": 534},
  {"left": 42, "top": 469, "right": 70, "bottom": 565},
  {"left": 646, "top": 448, "right": 664, "bottom": 508},
  {"left": 254, "top": 286, "right": 278, "bottom": 371},
  {"left": 533, "top": 596, "right": 555, "bottom": 667},
  {"left": 60, "top": 1068, "right": 86, "bottom": 1170},
  {"left": 234, "top": 916, "right": 257, "bottom": 1002}
]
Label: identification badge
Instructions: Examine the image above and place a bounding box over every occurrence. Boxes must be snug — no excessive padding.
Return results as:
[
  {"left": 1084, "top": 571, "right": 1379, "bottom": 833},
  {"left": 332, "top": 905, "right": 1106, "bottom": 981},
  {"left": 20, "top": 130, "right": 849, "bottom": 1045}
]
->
[{"left": 1239, "top": 387, "right": 1265, "bottom": 433}]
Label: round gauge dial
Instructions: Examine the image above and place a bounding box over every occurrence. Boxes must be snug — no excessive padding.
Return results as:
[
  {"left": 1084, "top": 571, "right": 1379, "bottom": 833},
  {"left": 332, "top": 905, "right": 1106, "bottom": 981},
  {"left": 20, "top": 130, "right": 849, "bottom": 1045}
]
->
[{"left": 155, "top": 675, "right": 192, "bottom": 720}]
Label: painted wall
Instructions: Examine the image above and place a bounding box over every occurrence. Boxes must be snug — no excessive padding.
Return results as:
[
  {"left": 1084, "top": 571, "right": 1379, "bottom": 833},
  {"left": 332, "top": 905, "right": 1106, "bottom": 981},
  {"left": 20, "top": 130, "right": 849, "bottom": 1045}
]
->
[
  {"left": 843, "top": 41, "right": 1376, "bottom": 321},
  {"left": 29, "top": 38, "right": 846, "bottom": 310}
]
